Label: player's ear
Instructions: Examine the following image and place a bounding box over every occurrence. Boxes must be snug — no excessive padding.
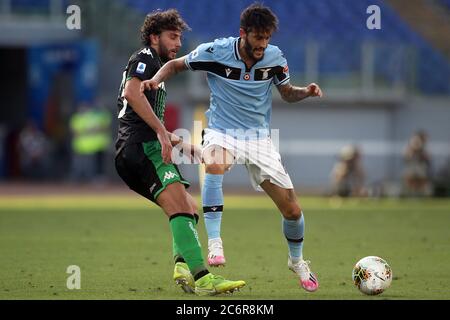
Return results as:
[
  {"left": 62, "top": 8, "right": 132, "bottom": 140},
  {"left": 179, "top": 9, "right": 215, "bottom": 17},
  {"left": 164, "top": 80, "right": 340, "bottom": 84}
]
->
[
  {"left": 149, "top": 33, "right": 159, "bottom": 46},
  {"left": 239, "top": 28, "right": 246, "bottom": 38}
]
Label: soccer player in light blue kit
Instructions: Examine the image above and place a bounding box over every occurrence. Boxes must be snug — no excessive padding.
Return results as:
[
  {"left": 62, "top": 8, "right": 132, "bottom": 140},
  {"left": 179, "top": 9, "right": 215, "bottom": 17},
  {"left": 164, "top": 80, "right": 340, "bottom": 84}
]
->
[{"left": 141, "top": 3, "right": 322, "bottom": 292}]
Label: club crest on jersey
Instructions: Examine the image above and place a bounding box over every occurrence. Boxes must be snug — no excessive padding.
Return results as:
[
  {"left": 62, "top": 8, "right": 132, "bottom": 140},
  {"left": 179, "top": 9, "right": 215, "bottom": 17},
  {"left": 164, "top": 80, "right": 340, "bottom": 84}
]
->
[
  {"left": 243, "top": 73, "right": 250, "bottom": 81},
  {"left": 136, "top": 62, "right": 146, "bottom": 74},
  {"left": 260, "top": 68, "right": 272, "bottom": 80}
]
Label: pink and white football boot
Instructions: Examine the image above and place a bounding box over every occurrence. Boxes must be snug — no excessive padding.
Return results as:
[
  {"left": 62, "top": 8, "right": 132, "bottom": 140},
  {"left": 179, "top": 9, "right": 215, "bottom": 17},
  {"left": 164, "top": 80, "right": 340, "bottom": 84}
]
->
[
  {"left": 207, "top": 238, "right": 226, "bottom": 267},
  {"left": 288, "top": 257, "right": 319, "bottom": 292}
]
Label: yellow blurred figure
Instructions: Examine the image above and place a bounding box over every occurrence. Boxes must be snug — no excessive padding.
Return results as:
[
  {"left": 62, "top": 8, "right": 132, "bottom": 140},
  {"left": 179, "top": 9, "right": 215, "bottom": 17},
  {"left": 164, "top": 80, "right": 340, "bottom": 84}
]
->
[{"left": 69, "top": 103, "right": 111, "bottom": 182}]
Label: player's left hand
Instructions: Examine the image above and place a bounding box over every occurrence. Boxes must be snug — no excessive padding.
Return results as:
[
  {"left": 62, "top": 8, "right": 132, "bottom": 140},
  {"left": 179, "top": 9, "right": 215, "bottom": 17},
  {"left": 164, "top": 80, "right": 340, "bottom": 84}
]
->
[
  {"left": 157, "top": 129, "right": 173, "bottom": 164},
  {"left": 140, "top": 79, "right": 160, "bottom": 96},
  {"left": 306, "top": 83, "right": 323, "bottom": 97}
]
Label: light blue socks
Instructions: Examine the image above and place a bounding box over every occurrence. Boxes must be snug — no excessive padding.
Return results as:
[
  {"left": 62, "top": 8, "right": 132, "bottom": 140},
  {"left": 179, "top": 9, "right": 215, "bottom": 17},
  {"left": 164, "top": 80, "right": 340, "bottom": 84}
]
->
[
  {"left": 282, "top": 212, "right": 305, "bottom": 260},
  {"left": 202, "top": 174, "right": 224, "bottom": 240}
]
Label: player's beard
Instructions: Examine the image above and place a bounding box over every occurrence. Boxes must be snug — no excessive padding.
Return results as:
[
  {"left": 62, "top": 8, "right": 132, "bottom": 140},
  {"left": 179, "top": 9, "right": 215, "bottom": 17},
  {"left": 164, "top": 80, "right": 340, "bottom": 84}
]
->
[
  {"left": 158, "top": 44, "right": 176, "bottom": 63},
  {"left": 244, "top": 40, "right": 265, "bottom": 62}
]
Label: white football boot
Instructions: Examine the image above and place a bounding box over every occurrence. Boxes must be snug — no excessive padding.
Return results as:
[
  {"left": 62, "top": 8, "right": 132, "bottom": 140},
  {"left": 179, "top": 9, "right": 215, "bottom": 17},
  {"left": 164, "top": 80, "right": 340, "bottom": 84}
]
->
[
  {"left": 288, "top": 257, "right": 319, "bottom": 292},
  {"left": 207, "top": 238, "right": 226, "bottom": 267}
]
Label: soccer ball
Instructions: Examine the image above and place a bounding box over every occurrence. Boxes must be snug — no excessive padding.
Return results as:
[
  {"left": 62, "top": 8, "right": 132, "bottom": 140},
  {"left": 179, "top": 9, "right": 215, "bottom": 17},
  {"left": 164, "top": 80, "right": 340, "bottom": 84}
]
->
[{"left": 352, "top": 256, "right": 393, "bottom": 295}]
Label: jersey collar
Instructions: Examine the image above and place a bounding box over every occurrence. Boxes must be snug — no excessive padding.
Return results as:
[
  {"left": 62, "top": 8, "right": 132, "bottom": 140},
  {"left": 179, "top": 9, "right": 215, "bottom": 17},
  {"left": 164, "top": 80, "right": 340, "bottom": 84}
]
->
[
  {"left": 234, "top": 37, "right": 262, "bottom": 72},
  {"left": 234, "top": 37, "right": 242, "bottom": 61}
]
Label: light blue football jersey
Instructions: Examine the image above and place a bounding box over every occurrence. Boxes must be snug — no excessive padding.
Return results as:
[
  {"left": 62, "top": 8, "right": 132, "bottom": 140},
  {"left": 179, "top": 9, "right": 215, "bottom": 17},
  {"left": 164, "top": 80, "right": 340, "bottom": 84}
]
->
[{"left": 185, "top": 37, "right": 290, "bottom": 139}]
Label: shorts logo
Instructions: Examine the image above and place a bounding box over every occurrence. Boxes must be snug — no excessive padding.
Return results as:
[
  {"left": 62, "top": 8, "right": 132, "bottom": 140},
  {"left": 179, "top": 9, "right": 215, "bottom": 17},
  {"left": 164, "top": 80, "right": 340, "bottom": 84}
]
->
[
  {"left": 149, "top": 183, "right": 157, "bottom": 193},
  {"left": 243, "top": 73, "right": 250, "bottom": 80},
  {"left": 136, "top": 62, "right": 146, "bottom": 74},
  {"left": 163, "top": 171, "right": 178, "bottom": 182}
]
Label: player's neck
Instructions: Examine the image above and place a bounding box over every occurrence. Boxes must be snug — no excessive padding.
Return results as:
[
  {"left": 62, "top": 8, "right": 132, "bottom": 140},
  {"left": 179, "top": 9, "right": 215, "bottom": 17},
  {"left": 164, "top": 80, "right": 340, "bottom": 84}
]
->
[
  {"left": 150, "top": 44, "right": 159, "bottom": 57},
  {"left": 149, "top": 45, "right": 165, "bottom": 64},
  {"left": 238, "top": 41, "right": 256, "bottom": 70}
]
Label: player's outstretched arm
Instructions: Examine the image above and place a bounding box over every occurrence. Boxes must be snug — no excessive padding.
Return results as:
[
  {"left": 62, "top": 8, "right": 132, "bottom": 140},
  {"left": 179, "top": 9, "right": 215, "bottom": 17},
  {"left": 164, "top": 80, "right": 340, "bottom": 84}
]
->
[
  {"left": 140, "top": 55, "right": 189, "bottom": 95},
  {"left": 277, "top": 82, "right": 323, "bottom": 103}
]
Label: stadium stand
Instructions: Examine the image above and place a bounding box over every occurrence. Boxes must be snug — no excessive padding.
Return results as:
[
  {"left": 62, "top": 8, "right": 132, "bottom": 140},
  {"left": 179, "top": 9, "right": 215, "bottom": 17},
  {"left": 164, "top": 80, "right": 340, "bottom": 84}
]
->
[
  {"left": 121, "top": 0, "right": 449, "bottom": 94},
  {"left": 9, "top": 0, "right": 67, "bottom": 14},
  {"left": 5, "top": 0, "right": 449, "bottom": 94},
  {"left": 439, "top": 0, "right": 450, "bottom": 9},
  {"left": 1, "top": 0, "right": 449, "bottom": 189}
]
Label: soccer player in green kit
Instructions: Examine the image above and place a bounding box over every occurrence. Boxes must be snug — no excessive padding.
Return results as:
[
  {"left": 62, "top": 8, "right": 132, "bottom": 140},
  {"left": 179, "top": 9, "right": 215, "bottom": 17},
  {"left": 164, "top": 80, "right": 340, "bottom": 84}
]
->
[{"left": 114, "top": 9, "right": 245, "bottom": 296}]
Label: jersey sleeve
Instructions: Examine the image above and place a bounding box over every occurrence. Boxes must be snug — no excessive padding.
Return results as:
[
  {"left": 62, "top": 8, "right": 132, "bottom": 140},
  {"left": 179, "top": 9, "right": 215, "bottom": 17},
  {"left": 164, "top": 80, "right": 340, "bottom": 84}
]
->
[
  {"left": 127, "top": 50, "right": 158, "bottom": 81},
  {"left": 184, "top": 42, "right": 216, "bottom": 71},
  {"left": 273, "top": 50, "right": 290, "bottom": 86}
]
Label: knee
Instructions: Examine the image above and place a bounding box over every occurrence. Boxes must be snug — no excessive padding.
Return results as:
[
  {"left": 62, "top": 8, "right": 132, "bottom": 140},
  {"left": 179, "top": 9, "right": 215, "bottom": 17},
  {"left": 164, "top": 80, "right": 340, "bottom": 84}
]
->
[
  {"left": 157, "top": 183, "right": 194, "bottom": 214},
  {"left": 282, "top": 204, "right": 302, "bottom": 220},
  {"left": 166, "top": 198, "right": 192, "bottom": 215},
  {"left": 205, "top": 163, "right": 227, "bottom": 174}
]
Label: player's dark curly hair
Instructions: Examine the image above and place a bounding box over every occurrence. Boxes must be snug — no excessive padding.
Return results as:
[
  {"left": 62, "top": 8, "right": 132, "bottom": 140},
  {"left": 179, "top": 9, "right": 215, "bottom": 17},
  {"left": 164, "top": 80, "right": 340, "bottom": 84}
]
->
[
  {"left": 240, "top": 2, "right": 278, "bottom": 33},
  {"left": 140, "top": 9, "right": 190, "bottom": 46}
]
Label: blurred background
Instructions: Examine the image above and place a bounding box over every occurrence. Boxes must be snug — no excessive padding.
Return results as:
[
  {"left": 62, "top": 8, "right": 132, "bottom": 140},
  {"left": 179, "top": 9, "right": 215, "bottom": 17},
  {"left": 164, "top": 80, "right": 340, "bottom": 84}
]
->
[{"left": 0, "top": 0, "right": 449, "bottom": 197}]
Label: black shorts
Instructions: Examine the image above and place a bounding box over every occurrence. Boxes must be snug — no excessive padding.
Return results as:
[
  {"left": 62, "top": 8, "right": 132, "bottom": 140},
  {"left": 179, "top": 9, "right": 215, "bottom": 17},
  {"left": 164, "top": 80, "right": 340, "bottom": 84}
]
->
[{"left": 115, "top": 141, "right": 190, "bottom": 203}]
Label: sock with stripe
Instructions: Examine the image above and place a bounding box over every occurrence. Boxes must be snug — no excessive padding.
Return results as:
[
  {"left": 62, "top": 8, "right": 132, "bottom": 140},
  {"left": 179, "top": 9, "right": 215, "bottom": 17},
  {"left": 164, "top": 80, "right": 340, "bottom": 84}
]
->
[
  {"left": 202, "top": 173, "right": 224, "bottom": 241},
  {"left": 282, "top": 212, "right": 305, "bottom": 263}
]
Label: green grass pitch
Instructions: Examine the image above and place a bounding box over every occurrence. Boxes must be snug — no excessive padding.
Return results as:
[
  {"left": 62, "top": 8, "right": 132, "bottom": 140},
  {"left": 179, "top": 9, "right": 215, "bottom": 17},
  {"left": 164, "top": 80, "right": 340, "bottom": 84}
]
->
[{"left": 0, "top": 194, "right": 449, "bottom": 300}]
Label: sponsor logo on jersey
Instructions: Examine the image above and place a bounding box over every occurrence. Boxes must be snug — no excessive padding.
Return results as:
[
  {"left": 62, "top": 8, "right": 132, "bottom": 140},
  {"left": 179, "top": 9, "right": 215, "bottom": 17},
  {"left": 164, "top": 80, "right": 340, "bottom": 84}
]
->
[
  {"left": 140, "top": 48, "right": 153, "bottom": 56},
  {"left": 136, "top": 62, "right": 146, "bottom": 74}
]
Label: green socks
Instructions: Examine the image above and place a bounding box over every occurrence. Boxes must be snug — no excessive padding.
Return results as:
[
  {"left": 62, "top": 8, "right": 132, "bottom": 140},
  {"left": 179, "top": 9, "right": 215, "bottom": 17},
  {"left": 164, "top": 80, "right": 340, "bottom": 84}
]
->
[
  {"left": 169, "top": 213, "right": 205, "bottom": 275},
  {"left": 172, "top": 213, "right": 199, "bottom": 263}
]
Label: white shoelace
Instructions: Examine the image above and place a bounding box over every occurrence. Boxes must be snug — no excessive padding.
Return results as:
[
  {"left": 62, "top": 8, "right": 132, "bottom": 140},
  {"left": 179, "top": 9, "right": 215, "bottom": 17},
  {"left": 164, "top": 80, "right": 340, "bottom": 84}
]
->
[
  {"left": 290, "top": 259, "right": 311, "bottom": 280},
  {"left": 208, "top": 240, "right": 224, "bottom": 256}
]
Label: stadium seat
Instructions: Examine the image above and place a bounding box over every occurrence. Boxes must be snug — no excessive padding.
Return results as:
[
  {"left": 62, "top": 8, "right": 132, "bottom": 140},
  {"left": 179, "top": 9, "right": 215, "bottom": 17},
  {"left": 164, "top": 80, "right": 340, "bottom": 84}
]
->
[{"left": 122, "top": 0, "right": 449, "bottom": 94}]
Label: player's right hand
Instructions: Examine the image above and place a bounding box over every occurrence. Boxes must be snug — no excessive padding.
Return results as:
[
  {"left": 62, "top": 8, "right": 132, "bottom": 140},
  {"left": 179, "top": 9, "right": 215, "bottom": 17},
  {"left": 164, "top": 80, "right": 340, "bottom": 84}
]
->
[
  {"left": 157, "top": 130, "right": 173, "bottom": 164},
  {"left": 306, "top": 83, "right": 323, "bottom": 97},
  {"left": 140, "top": 79, "right": 160, "bottom": 96}
]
